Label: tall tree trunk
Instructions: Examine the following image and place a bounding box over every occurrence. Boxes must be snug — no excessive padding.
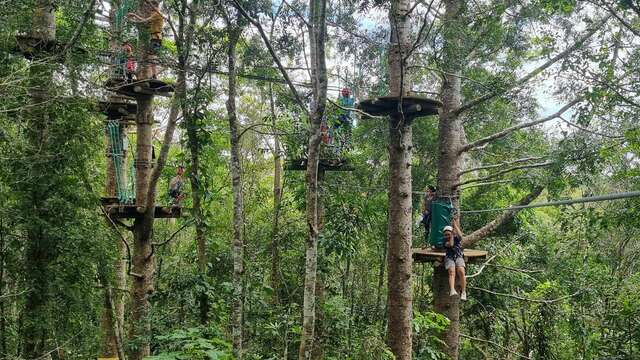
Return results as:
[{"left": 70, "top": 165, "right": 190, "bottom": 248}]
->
[
  {"left": 299, "top": 0, "right": 328, "bottom": 358},
  {"left": 22, "top": 1, "right": 56, "bottom": 357},
  {"left": 0, "top": 218, "right": 6, "bottom": 356},
  {"left": 127, "top": 2, "right": 163, "bottom": 357},
  {"left": 185, "top": 88, "right": 208, "bottom": 325},
  {"left": 270, "top": 84, "right": 282, "bottom": 305},
  {"left": 433, "top": 1, "right": 465, "bottom": 358},
  {"left": 226, "top": 27, "right": 245, "bottom": 360},
  {"left": 386, "top": 0, "right": 413, "bottom": 359},
  {"left": 128, "top": 92, "right": 156, "bottom": 360},
  {"left": 100, "top": 2, "right": 128, "bottom": 356}
]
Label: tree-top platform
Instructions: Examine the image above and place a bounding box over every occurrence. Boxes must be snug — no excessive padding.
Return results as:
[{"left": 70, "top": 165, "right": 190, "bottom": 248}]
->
[
  {"left": 98, "top": 100, "right": 137, "bottom": 120},
  {"left": 413, "top": 248, "right": 488, "bottom": 264},
  {"left": 101, "top": 197, "right": 181, "bottom": 219},
  {"left": 358, "top": 96, "right": 442, "bottom": 119},
  {"left": 285, "top": 158, "right": 354, "bottom": 172},
  {"left": 12, "top": 35, "right": 85, "bottom": 60},
  {"left": 105, "top": 78, "right": 175, "bottom": 98}
]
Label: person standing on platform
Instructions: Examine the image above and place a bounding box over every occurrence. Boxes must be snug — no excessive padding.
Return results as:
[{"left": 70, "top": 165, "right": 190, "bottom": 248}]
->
[
  {"left": 127, "top": 0, "right": 164, "bottom": 79},
  {"left": 168, "top": 165, "right": 185, "bottom": 206},
  {"left": 421, "top": 185, "right": 436, "bottom": 246},
  {"left": 332, "top": 87, "right": 355, "bottom": 151}
]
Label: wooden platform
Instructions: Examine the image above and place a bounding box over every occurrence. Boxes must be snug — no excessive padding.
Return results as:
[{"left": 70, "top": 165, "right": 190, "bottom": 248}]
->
[
  {"left": 105, "top": 78, "right": 175, "bottom": 98},
  {"left": 285, "top": 158, "right": 354, "bottom": 171},
  {"left": 13, "top": 35, "right": 85, "bottom": 60},
  {"left": 358, "top": 96, "right": 442, "bottom": 119},
  {"left": 98, "top": 100, "right": 137, "bottom": 120},
  {"left": 412, "top": 248, "right": 488, "bottom": 264},
  {"left": 101, "top": 197, "right": 181, "bottom": 219}
]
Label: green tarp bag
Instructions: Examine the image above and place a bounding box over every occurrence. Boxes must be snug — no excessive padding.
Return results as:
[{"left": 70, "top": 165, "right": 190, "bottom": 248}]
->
[{"left": 429, "top": 201, "right": 454, "bottom": 248}]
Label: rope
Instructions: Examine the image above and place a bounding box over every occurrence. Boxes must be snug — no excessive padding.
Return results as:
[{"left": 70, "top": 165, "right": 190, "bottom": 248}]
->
[
  {"left": 460, "top": 191, "right": 640, "bottom": 214},
  {"left": 114, "top": 0, "right": 136, "bottom": 37}
]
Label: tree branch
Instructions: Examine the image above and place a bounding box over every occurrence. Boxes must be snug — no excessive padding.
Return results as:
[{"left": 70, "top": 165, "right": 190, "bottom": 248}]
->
[
  {"left": 456, "top": 161, "right": 554, "bottom": 187},
  {"left": 457, "top": 15, "right": 610, "bottom": 114},
  {"left": 460, "top": 179, "right": 519, "bottom": 190},
  {"left": 468, "top": 286, "right": 583, "bottom": 304},
  {"left": 100, "top": 207, "right": 142, "bottom": 279},
  {"left": 465, "top": 254, "right": 497, "bottom": 279},
  {"left": 61, "top": 0, "right": 97, "bottom": 55},
  {"left": 604, "top": 3, "right": 640, "bottom": 37},
  {"left": 461, "top": 334, "right": 531, "bottom": 359},
  {"left": 461, "top": 185, "right": 544, "bottom": 248},
  {"left": 459, "top": 156, "right": 546, "bottom": 175},
  {"left": 230, "top": 0, "right": 308, "bottom": 114},
  {"left": 459, "top": 96, "right": 583, "bottom": 153}
]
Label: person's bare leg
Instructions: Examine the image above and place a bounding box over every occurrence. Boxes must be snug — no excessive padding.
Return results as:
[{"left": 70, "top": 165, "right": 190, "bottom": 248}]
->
[
  {"left": 448, "top": 267, "right": 457, "bottom": 295},
  {"left": 457, "top": 266, "right": 467, "bottom": 300}
]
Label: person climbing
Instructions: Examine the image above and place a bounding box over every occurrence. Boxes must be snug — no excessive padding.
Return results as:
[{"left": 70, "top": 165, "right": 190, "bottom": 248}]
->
[
  {"left": 421, "top": 185, "right": 436, "bottom": 246},
  {"left": 443, "top": 215, "right": 467, "bottom": 300},
  {"left": 122, "top": 41, "right": 136, "bottom": 82},
  {"left": 127, "top": 0, "right": 163, "bottom": 79},
  {"left": 331, "top": 87, "right": 355, "bottom": 151},
  {"left": 168, "top": 165, "right": 185, "bottom": 205}
]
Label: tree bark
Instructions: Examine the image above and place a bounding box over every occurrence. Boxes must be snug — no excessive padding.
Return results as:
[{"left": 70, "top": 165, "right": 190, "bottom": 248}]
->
[
  {"left": 0, "top": 218, "right": 6, "bottom": 356},
  {"left": 432, "top": 1, "right": 465, "bottom": 358},
  {"left": 270, "top": 84, "right": 282, "bottom": 304},
  {"left": 127, "top": 2, "right": 167, "bottom": 357},
  {"left": 226, "top": 26, "right": 245, "bottom": 360},
  {"left": 386, "top": 0, "right": 413, "bottom": 359},
  {"left": 299, "top": 0, "right": 328, "bottom": 358},
  {"left": 100, "top": 3, "right": 128, "bottom": 356},
  {"left": 184, "top": 80, "right": 209, "bottom": 326},
  {"left": 22, "top": 1, "right": 56, "bottom": 357}
]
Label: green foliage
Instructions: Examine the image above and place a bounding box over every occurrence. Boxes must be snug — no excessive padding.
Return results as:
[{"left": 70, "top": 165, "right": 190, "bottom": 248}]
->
[
  {"left": 413, "top": 311, "right": 449, "bottom": 360},
  {"left": 146, "top": 327, "right": 232, "bottom": 360}
]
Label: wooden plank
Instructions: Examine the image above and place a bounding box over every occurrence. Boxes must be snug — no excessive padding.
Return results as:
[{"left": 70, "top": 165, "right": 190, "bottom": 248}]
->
[
  {"left": 103, "top": 205, "right": 182, "bottom": 219},
  {"left": 285, "top": 158, "right": 353, "bottom": 171},
  {"left": 105, "top": 79, "right": 175, "bottom": 98},
  {"left": 412, "top": 248, "right": 488, "bottom": 264},
  {"left": 101, "top": 198, "right": 182, "bottom": 219},
  {"left": 358, "top": 96, "right": 442, "bottom": 118}
]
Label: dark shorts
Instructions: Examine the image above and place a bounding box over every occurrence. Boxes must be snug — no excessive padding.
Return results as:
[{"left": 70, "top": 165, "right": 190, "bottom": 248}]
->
[{"left": 150, "top": 38, "right": 162, "bottom": 55}]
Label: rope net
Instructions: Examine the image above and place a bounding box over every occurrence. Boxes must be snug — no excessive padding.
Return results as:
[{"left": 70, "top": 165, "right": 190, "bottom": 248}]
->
[{"left": 107, "top": 120, "right": 135, "bottom": 203}]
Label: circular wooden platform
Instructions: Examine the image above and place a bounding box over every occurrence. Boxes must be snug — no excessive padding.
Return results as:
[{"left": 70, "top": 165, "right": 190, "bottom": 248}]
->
[
  {"left": 357, "top": 96, "right": 442, "bottom": 118},
  {"left": 105, "top": 78, "right": 175, "bottom": 98},
  {"left": 412, "top": 248, "right": 488, "bottom": 264}
]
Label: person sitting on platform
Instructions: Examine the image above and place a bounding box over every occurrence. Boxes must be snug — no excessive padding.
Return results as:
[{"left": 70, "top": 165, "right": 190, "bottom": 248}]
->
[
  {"left": 127, "top": 0, "right": 164, "bottom": 79},
  {"left": 168, "top": 165, "right": 185, "bottom": 205},
  {"left": 421, "top": 185, "right": 436, "bottom": 246},
  {"left": 443, "top": 216, "right": 467, "bottom": 300}
]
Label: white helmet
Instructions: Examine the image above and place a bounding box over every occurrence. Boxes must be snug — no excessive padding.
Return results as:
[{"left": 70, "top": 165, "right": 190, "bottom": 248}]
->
[{"left": 443, "top": 225, "right": 453, "bottom": 233}]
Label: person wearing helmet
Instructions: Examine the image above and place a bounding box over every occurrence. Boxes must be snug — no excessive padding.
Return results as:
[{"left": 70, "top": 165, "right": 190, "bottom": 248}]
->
[
  {"left": 443, "top": 215, "right": 467, "bottom": 300},
  {"left": 333, "top": 87, "right": 354, "bottom": 151}
]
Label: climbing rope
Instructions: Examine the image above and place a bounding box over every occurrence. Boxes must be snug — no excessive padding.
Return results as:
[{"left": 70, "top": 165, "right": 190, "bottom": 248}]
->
[{"left": 114, "top": 0, "right": 136, "bottom": 38}]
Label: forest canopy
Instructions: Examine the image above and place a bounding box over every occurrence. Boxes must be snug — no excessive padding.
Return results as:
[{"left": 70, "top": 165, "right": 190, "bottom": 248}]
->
[{"left": 0, "top": 0, "right": 639, "bottom": 359}]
